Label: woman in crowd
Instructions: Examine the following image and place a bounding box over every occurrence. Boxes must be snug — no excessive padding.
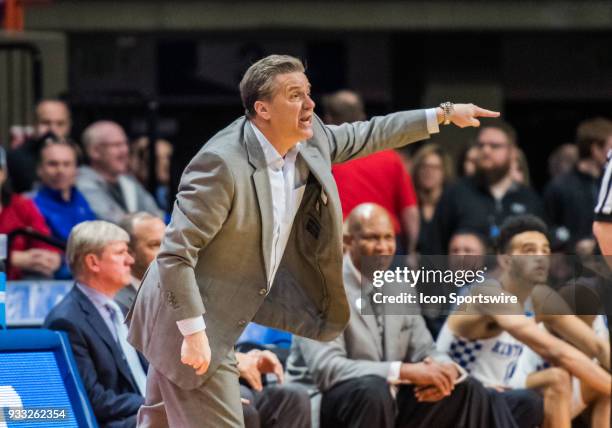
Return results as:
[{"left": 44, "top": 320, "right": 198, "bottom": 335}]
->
[
  {"left": 412, "top": 143, "right": 454, "bottom": 252},
  {"left": 0, "top": 147, "right": 61, "bottom": 279},
  {"left": 511, "top": 147, "right": 532, "bottom": 187},
  {"left": 457, "top": 142, "right": 479, "bottom": 177}
]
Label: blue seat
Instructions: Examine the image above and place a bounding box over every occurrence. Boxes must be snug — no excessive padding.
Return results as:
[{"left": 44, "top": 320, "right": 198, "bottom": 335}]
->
[
  {"left": 237, "top": 322, "right": 293, "bottom": 349},
  {"left": 0, "top": 329, "right": 97, "bottom": 427}
]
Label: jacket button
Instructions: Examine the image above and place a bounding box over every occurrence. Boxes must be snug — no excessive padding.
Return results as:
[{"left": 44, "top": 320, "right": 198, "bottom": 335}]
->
[
  {"left": 259, "top": 288, "right": 266, "bottom": 296},
  {"left": 238, "top": 319, "right": 246, "bottom": 327}
]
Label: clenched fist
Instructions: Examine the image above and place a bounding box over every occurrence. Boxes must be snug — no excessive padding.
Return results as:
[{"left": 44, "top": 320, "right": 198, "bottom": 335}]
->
[{"left": 181, "top": 330, "right": 211, "bottom": 375}]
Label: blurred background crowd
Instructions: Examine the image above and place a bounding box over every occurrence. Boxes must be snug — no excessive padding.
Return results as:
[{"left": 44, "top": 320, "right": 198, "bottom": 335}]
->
[
  {"left": 1, "top": 1, "right": 611, "bottom": 428},
  {"left": 1, "top": 92, "right": 609, "bottom": 281}
]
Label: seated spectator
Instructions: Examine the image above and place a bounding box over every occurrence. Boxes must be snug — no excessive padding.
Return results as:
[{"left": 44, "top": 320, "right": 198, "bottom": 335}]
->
[
  {"left": 510, "top": 282, "right": 611, "bottom": 427},
  {"left": 118, "top": 213, "right": 310, "bottom": 428},
  {"left": 0, "top": 147, "right": 61, "bottom": 279},
  {"left": 545, "top": 117, "right": 612, "bottom": 251},
  {"left": 320, "top": 89, "right": 366, "bottom": 125},
  {"left": 44, "top": 221, "right": 146, "bottom": 428},
  {"left": 129, "top": 137, "right": 173, "bottom": 212},
  {"left": 510, "top": 147, "right": 531, "bottom": 187},
  {"left": 324, "top": 91, "right": 419, "bottom": 255},
  {"left": 32, "top": 139, "right": 97, "bottom": 278},
  {"left": 116, "top": 212, "right": 166, "bottom": 311},
  {"left": 429, "top": 121, "right": 544, "bottom": 253},
  {"left": 423, "top": 230, "right": 489, "bottom": 338},
  {"left": 287, "top": 203, "right": 519, "bottom": 428},
  {"left": 437, "top": 215, "right": 610, "bottom": 428},
  {"left": 548, "top": 143, "right": 578, "bottom": 180},
  {"left": 7, "top": 99, "right": 72, "bottom": 193},
  {"left": 77, "top": 121, "right": 162, "bottom": 223},
  {"left": 457, "top": 142, "right": 479, "bottom": 177},
  {"left": 412, "top": 144, "right": 454, "bottom": 253}
]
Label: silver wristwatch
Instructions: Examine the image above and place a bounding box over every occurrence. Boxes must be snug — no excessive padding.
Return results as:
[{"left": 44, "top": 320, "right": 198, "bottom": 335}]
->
[{"left": 440, "top": 102, "right": 454, "bottom": 125}]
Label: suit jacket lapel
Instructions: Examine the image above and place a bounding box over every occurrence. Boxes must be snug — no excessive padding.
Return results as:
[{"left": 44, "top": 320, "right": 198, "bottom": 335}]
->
[
  {"left": 298, "top": 146, "right": 334, "bottom": 201},
  {"left": 244, "top": 121, "right": 274, "bottom": 285},
  {"left": 343, "top": 263, "right": 384, "bottom": 359},
  {"left": 73, "top": 287, "right": 138, "bottom": 391}
]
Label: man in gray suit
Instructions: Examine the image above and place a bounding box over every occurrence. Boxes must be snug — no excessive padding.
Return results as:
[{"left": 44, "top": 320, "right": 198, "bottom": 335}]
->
[
  {"left": 119, "top": 212, "right": 311, "bottom": 427},
  {"left": 287, "top": 204, "right": 519, "bottom": 428},
  {"left": 127, "top": 54, "right": 499, "bottom": 427}
]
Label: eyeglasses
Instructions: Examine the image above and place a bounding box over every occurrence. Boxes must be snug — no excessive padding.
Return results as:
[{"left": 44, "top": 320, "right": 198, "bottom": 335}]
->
[{"left": 476, "top": 141, "right": 509, "bottom": 150}]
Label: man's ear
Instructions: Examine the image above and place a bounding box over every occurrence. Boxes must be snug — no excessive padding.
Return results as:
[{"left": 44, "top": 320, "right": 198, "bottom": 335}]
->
[
  {"left": 87, "top": 145, "right": 100, "bottom": 163},
  {"left": 343, "top": 233, "right": 353, "bottom": 249},
  {"left": 254, "top": 100, "right": 271, "bottom": 121},
  {"left": 83, "top": 253, "right": 100, "bottom": 273}
]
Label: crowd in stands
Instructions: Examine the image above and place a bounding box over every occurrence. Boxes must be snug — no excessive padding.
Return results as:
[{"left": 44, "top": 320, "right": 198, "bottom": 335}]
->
[{"left": 1, "top": 94, "right": 611, "bottom": 428}]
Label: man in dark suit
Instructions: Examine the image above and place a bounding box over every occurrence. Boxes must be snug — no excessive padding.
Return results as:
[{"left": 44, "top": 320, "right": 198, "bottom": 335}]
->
[{"left": 44, "top": 220, "right": 147, "bottom": 428}]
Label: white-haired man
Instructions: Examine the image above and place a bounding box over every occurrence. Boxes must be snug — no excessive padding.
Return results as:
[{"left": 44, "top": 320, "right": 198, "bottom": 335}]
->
[
  {"left": 44, "top": 221, "right": 147, "bottom": 428},
  {"left": 77, "top": 121, "right": 162, "bottom": 223}
]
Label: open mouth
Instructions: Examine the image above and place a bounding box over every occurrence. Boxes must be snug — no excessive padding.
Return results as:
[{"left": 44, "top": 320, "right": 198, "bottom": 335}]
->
[{"left": 299, "top": 115, "right": 312, "bottom": 125}]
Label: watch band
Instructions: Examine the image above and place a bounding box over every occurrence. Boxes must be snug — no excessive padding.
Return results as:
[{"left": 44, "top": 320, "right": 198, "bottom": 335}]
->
[{"left": 440, "top": 102, "right": 454, "bottom": 125}]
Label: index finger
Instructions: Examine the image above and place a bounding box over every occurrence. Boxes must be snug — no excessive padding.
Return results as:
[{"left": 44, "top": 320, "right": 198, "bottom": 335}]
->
[{"left": 474, "top": 106, "right": 500, "bottom": 118}]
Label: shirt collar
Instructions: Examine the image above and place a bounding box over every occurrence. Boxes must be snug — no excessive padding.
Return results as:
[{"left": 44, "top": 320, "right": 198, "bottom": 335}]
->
[
  {"left": 39, "top": 185, "right": 75, "bottom": 202},
  {"left": 76, "top": 282, "right": 115, "bottom": 309},
  {"left": 344, "top": 253, "right": 380, "bottom": 295},
  {"left": 130, "top": 276, "right": 141, "bottom": 290},
  {"left": 249, "top": 121, "right": 301, "bottom": 172}
]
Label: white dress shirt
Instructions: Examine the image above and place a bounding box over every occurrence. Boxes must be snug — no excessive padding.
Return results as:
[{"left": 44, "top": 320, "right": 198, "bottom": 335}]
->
[
  {"left": 176, "top": 121, "right": 308, "bottom": 335},
  {"left": 177, "top": 110, "right": 439, "bottom": 336}
]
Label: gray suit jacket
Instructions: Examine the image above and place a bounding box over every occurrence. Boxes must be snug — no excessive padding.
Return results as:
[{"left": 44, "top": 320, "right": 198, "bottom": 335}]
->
[
  {"left": 127, "top": 111, "right": 431, "bottom": 390},
  {"left": 77, "top": 166, "right": 162, "bottom": 223},
  {"left": 286, "top": 257, "right": 452, "bottom": 393}
]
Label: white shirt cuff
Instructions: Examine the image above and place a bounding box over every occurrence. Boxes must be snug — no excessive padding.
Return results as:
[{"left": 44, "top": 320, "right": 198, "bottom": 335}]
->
[
  {"left": 176, "top": 316, "right": 206, "bottom": 336},
  {"left": 388, "top": 361, "right": 402, "bottom": 382},
  {"left": 426, "top": 108, "right": 440, "bottom": 134},
  {"left": 452, "top": 362, "right": 468, "bottom": 384}
]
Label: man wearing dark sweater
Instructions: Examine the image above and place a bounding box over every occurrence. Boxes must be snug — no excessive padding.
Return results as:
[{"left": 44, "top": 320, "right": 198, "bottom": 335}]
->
[{"left": 428, "top": 121, "right": 543, "bottom": 254}]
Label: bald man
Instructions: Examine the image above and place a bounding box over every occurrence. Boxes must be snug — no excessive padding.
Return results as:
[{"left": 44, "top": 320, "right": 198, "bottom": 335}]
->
[
  {"left": 7, "top": 99, "right": 72, "bottom": 192},
  {"left": 287, "top": 203, "right": 517, "bottom": 428},
  {"left": 77, "top": 121, "right": 162, "bottom": 223}
]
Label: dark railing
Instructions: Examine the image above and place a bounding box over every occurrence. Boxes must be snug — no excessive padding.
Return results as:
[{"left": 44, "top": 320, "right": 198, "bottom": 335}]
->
[{"left": 0, "top": 42, "right": 43, "bottom": 146}]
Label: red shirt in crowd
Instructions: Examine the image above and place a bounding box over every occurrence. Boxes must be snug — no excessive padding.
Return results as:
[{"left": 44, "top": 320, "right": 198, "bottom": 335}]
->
[
  {"left": 332, "top": 150, "right": 417, "bottom": 234},
  {"left": 0, "top": 194, "right": 60, "bottom": 279}
]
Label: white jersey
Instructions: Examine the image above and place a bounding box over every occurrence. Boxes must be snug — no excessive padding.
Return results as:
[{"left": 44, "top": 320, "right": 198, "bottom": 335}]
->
[
  {"left": 436, "top": 322, "right": 525, "bottom": 387},
  {"left": 509, "top": 315, "right": 609, "bottom": 389},
  {"left": 436, "top": 281, "right": 535, "bottom": 387}
]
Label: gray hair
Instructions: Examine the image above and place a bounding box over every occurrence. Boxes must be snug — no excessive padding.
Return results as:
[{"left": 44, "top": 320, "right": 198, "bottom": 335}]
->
[
  {"left": 81, "top": 120, "right": 123, "bottom": 155},
  {"left": 239, "top": 54, "right": 305, "bottom": 118},
  {"left": 119, "top": 212, "right": 158, "bottom": 248},
  {"left": 66, "top": 220, "right": 129, "bottom": 276}
]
